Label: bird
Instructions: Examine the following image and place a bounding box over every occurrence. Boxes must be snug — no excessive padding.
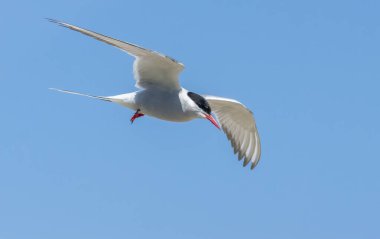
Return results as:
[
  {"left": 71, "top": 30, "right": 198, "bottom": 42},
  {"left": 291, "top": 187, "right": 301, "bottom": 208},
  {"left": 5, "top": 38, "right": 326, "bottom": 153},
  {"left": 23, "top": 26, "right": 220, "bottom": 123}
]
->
[{"left": 48, "top": 19, "right": 261, "bottom": 170}]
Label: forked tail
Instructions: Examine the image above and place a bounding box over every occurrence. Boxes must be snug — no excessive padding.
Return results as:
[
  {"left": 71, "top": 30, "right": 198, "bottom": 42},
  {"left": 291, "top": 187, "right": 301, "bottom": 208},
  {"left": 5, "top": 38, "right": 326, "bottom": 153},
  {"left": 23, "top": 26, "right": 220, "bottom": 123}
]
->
[
  {"left": 49, "top": 88, "right": 112, "bottom": 102},
  {"left": 49, "top": 88, "right": 137, "bottom": 110}
]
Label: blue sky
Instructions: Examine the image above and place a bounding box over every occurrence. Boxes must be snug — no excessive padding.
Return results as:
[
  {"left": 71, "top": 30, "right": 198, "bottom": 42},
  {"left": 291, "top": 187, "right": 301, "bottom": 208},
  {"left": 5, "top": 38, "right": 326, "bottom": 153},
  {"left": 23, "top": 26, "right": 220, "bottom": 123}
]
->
[{"left": 1, "top": 0, "right": 379, "bottom": 238}]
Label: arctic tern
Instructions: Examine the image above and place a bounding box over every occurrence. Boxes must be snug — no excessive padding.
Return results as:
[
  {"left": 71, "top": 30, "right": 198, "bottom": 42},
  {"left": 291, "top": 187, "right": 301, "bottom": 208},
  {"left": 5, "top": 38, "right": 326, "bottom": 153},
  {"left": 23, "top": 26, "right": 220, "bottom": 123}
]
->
[{"left": 48, "top": 19, "right": 261, "bottom": 170}]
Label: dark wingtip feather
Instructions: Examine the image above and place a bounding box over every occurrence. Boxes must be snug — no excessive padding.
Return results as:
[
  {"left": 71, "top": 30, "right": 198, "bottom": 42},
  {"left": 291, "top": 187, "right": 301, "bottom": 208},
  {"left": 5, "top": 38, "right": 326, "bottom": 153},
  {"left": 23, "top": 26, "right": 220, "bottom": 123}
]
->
[
  {"left": 250, "top": 164, "right": 255, "bottom": 170},
  {"left": 46, "top": 18, "right": 60, "bottom": 24},
  {"left": 46, "top": 18, "right": 66, "bottom": 28},
  {"left": 243, "top": 157, "right": 250, "bottom": 167},
  {"left": 238, "top": 151, "right": 244, "bottom": 161},
  {"left": 250, "top": 160, "right": 259, "bottom": 170}
]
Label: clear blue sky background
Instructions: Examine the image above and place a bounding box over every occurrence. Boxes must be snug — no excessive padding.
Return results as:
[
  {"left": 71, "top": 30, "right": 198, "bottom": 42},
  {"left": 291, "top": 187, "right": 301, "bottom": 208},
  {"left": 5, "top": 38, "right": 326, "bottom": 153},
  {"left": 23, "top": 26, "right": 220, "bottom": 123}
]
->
[{"left": 1, "top": 0, "right": 379, "bottom": 238}]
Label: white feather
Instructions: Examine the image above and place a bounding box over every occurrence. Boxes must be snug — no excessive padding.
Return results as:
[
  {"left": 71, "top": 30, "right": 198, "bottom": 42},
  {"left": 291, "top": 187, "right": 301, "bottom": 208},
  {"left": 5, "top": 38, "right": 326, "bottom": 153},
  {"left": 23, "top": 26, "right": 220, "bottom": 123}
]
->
[
  {"left": 203, "top": 95, "right": 261, "bottom": 169},
  {"left": 48, "top": 19, "right": 184, "bottom": 91}
]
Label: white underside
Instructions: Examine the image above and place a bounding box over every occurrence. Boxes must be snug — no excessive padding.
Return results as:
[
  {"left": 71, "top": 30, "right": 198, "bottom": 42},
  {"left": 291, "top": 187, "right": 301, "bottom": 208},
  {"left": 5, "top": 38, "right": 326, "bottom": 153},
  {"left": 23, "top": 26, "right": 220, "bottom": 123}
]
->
[{"left": 112, "top": 88, "right": 200, "bottom": 122}]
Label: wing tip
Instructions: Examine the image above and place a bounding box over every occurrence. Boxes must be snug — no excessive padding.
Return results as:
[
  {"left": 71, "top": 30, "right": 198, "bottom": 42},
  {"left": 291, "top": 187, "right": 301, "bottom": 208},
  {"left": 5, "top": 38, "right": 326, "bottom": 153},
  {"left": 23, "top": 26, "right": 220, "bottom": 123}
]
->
[
  {"left": 46, "top": 18, "right": 63, "bottom": 26},
  {"left": 49, "top": 87, "right": 63, "bottom": 92},
  {"left": 249, "top": 158, "right": 260, "bottom": 170},
  {"left": 237, "top": 158, "right": 260, "bottom": 170},
  {"left": 46, "top": 18, "right": 57, "bottom": 23},
  {"left": 46, "top": 18, "right": 72, "bottom": 29}
]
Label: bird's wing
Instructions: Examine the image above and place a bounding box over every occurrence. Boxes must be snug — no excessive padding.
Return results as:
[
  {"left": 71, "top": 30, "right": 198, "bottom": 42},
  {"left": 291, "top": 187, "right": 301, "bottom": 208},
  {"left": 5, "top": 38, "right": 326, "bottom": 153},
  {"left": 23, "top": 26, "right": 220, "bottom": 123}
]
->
[
  {"left": 48, "top": 19, "right": 184, "bottom": 90},
  {"left": 203, "top": 95, "right": 261, "bottom": 170}
]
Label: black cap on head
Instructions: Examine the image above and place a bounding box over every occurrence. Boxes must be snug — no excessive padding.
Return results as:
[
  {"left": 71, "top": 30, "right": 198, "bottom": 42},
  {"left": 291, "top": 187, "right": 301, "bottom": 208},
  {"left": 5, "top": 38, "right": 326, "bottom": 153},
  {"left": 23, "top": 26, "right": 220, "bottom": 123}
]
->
[{"left": 187, "top": 92, "right": 211, "bottom": 114}]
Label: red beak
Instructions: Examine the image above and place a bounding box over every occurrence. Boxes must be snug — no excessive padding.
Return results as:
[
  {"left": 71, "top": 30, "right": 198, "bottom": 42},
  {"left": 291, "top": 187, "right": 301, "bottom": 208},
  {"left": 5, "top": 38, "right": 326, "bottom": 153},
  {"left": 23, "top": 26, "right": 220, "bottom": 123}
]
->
[{"left": 205, "top": 114, "right": 220, "bottom": 130}]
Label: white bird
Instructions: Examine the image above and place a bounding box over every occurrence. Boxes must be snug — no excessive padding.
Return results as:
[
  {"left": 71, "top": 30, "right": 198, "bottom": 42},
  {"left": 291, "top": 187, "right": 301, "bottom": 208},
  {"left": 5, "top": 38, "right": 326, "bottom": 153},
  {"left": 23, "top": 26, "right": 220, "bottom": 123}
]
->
[{"left": 48, "top": 19, "right": 261, "bottom": 170}]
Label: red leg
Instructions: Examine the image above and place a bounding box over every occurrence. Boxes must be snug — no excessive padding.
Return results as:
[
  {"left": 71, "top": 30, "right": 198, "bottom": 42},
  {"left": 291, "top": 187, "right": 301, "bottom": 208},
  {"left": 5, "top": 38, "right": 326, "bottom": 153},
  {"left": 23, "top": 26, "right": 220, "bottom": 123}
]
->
[{"left": 130, "top": 109, "right": 144, "bottom": 124}]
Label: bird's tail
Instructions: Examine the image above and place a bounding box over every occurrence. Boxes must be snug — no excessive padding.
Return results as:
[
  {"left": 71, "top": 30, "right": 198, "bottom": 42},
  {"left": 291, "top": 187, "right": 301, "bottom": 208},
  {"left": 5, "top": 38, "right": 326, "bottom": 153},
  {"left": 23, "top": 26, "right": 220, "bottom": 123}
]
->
[{"left": 49, "top": 88, "right": 113, "bottom": 102}]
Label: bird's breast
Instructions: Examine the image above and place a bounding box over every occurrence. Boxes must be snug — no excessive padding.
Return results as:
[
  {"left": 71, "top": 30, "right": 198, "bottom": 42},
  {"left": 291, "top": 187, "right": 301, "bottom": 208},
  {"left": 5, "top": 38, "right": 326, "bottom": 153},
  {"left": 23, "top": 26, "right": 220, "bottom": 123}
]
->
[{"left": 134, "top": 89, "right": 197, "bottom": 122}]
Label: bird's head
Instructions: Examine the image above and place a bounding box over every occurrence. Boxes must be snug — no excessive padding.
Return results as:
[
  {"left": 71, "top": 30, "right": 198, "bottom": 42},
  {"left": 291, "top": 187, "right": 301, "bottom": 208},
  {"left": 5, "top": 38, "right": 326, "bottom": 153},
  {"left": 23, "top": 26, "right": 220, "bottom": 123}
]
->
[{"left": 187, "top": 92, "right": 220, "bottom": 129}]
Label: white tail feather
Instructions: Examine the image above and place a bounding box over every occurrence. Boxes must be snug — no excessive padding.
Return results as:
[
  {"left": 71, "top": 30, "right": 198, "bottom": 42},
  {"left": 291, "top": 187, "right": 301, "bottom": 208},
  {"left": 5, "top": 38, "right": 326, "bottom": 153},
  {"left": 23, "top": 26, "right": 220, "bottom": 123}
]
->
[{"left": 49, "top": 88, "right": 112, "bottom": 102}]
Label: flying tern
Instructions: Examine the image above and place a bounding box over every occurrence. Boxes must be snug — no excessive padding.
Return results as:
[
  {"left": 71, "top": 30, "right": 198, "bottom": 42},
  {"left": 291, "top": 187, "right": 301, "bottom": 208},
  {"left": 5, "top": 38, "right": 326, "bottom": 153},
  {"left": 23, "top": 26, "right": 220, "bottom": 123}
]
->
[{"left": 48, "top": 19, "right": 261, "bottom": 170}]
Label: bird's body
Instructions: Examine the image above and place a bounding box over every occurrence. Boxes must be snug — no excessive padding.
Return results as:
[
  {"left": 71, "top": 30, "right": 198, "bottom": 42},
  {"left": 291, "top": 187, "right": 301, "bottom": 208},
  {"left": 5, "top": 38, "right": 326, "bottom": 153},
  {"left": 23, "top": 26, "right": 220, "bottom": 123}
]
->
[
  {"left": 49, "top": 19, "right": 261, "bottom": 170},
  {"left": 133, "top": 88, "right": 199, "bottom": 122}
]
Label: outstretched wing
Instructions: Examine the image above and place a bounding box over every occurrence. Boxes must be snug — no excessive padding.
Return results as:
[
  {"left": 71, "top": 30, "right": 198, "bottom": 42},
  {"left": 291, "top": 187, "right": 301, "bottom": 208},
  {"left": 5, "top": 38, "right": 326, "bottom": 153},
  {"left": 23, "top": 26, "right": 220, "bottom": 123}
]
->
[
  {"left": 204, "top": 95, "right": 261, "bottom": 170},
  {"left": 48, "top": 19, "right": 184, "bottom": 90}
]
